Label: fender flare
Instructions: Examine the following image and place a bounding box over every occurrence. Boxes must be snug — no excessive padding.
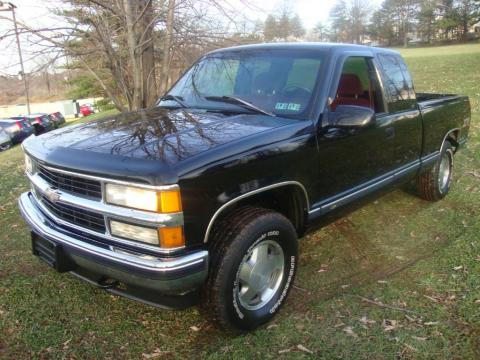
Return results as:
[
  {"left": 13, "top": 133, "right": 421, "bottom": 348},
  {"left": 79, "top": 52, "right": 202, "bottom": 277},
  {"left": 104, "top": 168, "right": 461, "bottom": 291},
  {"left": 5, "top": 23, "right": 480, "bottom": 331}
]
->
[{"left": 203, "top": 181, "right": 309, "bottom": 243}]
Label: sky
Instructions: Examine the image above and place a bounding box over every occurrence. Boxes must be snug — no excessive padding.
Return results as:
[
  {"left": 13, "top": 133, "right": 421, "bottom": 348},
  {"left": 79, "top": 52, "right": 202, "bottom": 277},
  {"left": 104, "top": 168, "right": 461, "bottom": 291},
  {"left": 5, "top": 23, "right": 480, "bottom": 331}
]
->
[{"left": 0, "top": 0, "right": 383, "bottom": 75}]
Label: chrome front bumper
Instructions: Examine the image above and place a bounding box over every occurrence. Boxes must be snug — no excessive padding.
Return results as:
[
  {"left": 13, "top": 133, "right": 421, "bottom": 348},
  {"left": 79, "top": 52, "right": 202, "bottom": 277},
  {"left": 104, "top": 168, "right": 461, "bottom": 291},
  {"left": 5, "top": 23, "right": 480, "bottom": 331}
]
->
[{"left": 19, "top": 192, "right": 209, "bottom": 303}]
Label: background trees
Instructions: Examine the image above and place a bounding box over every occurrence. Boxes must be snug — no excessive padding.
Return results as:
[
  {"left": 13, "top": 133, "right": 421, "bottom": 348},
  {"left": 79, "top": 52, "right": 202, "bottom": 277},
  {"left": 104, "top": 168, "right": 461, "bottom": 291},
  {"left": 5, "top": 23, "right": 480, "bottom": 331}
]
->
[
  {"left": 262, "top": 2, "right": 306, "bottom": 42},
  {"left": 0, "top": 0, "right": 479, "bottom": 110},
  {"left": 0, "top": 0, "right": 263, "bottom": 110},
  {"left": 368, "top": 0, "right": 480, "bottom": 46}
]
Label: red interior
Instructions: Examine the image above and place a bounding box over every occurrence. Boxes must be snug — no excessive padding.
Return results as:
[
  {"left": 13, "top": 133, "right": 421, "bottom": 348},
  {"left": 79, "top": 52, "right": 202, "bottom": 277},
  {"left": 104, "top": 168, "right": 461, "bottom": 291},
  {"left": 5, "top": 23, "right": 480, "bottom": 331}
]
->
[{"left": 331, "top": 73, "right": 371, "bottom": 110}]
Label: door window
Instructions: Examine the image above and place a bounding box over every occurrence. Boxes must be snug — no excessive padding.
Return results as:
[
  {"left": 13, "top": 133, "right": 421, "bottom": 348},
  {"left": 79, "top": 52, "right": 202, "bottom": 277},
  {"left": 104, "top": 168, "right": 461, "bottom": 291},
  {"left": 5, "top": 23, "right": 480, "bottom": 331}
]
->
[{"left": 331, "top": 57, "right": 385, "bottom": 113}]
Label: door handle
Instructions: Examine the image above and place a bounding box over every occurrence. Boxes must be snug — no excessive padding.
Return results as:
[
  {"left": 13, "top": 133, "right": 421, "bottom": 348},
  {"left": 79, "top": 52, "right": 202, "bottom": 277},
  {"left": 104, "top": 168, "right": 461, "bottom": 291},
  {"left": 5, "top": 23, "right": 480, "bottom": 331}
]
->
[{"left": 385, "top": 127, "right": 395, "bottom": 139}]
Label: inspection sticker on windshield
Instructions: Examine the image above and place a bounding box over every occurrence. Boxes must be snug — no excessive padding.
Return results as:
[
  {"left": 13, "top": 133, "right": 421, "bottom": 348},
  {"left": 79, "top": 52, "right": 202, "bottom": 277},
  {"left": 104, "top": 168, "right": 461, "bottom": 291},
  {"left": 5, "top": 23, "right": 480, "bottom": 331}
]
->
[{"left": 275, "top": 103, "right": 301, "bottom": 112}]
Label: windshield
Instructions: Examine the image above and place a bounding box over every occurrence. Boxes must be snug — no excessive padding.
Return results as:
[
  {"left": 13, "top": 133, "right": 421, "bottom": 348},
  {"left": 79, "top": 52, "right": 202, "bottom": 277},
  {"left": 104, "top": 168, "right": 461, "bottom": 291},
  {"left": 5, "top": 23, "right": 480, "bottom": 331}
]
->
[{"left": 158, "top": 49, "right": 326, "bottom": 119}]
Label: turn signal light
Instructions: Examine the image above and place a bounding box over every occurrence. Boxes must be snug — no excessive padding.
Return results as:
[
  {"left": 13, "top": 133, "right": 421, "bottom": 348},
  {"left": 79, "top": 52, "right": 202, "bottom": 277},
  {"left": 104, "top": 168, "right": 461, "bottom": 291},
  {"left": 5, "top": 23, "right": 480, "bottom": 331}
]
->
[
  {"left": 158, "top": 189, "right": 182, "bottom": 213},
  {"left": 158, "top": 226, "right": 185, "bottom": 249}
]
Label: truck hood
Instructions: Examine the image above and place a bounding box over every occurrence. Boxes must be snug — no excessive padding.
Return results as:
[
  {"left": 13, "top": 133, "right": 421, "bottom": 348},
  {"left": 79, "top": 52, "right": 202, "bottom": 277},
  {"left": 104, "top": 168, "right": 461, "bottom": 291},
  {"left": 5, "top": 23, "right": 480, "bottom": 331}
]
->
[{"left": 23, "top": 107, "right": 311, "bottom": 184}]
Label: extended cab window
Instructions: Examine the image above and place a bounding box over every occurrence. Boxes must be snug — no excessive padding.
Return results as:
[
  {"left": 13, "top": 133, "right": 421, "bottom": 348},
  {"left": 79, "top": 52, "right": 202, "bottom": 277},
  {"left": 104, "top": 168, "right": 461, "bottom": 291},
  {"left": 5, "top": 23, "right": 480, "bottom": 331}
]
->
[
  {"left": 331, "top": 56, "right": 385, "bottom": 113},
  {"left": 162, "top": 50, "right": 325, "bottom": 119},
  {"left": 378, "top": 54, "right": 416, "bottom": 112}
]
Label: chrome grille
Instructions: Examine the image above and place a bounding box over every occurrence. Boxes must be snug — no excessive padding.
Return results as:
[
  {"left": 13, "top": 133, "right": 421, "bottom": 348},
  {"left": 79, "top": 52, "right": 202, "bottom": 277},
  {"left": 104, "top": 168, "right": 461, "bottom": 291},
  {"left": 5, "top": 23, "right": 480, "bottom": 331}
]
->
[
  {"left": 40, "top": 194, "right": 106, "bottom": 233},
  {"left": 37, "top": 164, "right": 102, "bottom": 199}
]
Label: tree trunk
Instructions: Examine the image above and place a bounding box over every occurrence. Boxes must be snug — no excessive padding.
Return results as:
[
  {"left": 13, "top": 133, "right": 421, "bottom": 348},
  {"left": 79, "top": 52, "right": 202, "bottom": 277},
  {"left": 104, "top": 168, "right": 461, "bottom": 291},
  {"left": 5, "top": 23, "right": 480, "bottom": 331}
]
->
[
  {"left": 403, "top": 19, "right": 408, "bottom": 47},
  {"left": 124, "top": 0, "right": 142, "bottom": 110},
  {"left": 45, "top": 71, "right": 51, "bottom": 97},
  {"left": 141, "top": 0, "right": 158, "bottom": 107},
  {"left": 462, "top": 11, "right": 469, "bottom": 40},
  {"left": 160, "top": 0, "right": 175, "bottom": 95}
]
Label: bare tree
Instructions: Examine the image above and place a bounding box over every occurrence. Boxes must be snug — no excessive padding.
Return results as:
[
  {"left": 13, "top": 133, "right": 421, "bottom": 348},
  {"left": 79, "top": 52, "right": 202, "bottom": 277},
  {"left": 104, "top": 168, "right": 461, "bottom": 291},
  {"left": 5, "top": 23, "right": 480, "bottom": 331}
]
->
[
  {"left": 0, "top": 0, "right": 261, "bottom": 111},
  {"left": 159, "top": 0, "right": 175, "bottom": 94}
]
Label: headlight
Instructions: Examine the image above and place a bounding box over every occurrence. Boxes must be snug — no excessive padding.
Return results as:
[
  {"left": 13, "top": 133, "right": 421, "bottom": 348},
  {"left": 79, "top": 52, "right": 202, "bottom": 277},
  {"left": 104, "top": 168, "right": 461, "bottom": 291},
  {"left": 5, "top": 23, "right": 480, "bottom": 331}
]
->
[
  {"left": 24, "top": 154, "right": 33, "bottom": 174},
  {"left": 110, "top": 220, "right": 159, "bottom": 245},
  {"left": 109, "top": 220, "right": 185, "bottom": 249},
  {"left": 105, "top": 183, "right": 182, "bottom": 213}
]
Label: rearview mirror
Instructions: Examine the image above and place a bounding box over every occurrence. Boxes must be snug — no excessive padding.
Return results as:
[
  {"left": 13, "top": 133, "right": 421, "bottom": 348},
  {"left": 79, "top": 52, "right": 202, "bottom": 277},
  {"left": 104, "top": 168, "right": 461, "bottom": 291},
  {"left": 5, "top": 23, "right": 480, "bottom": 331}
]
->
[{"left": 329, "top": 105, "right": 375, "bottom": 128}]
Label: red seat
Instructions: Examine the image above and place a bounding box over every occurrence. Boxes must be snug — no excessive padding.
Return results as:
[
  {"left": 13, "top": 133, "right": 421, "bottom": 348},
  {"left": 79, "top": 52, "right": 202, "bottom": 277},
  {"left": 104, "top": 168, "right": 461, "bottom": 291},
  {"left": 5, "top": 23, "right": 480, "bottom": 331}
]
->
[{"left": 331, "top": 74, "right": 371, "bottom": 110}]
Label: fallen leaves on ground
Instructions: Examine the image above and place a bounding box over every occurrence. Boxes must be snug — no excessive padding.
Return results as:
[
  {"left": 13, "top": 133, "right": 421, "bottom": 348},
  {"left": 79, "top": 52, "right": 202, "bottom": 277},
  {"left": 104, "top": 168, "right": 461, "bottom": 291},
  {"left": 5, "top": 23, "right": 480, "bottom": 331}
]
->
[
  {"left": 403, "top": 343, "right": 418, "bottom": 352},
  {"left": 142, "top": 349, "right": 171, "bottom": 359},
  {"left": 467, "top": 171, "right": 480, "bottom": 178},
  {"left": 343, "top": 326, "right": 358, "bottom": 338},
  {"left": 359, "top": 316, "right": 376, "bottom": 326},
  {"left": 411, "top": 336, "right": 428, "bottom": 341},
  {"left": 297, "top": 344, "right": 314, "bottom": 354},
  {"left": 383, "top": 319, "right": 400, "bottom": 332}
]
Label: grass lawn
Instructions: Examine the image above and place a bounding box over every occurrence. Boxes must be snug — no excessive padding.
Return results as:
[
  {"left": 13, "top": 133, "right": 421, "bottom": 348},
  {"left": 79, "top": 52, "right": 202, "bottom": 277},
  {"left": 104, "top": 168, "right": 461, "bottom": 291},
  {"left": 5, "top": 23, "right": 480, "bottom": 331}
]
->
[{"left": 1, "top": 44, "right": 479, "bottom": 359}]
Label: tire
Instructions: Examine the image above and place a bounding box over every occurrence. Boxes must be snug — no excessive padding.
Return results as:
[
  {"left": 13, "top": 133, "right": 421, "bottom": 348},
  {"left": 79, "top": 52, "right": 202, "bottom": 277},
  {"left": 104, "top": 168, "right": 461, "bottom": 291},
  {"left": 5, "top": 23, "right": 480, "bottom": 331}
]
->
[
  {"left": 203, "top": 206, "right": 298, "bottom": 331},
  {"left": 417, "top": 141, "right": 454, "bottom": 201}
]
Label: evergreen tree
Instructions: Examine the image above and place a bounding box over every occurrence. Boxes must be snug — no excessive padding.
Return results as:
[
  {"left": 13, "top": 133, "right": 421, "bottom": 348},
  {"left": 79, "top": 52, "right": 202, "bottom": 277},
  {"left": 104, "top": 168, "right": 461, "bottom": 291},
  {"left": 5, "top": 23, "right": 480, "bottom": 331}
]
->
[
  {"left": 329, "top": 0, "right": 349, "bottom": 42},
  {"left": 290, "top": 15, "right": 306, "bottom": 38},
  {"left": 262, "top": 1, "right": 305, "bottom": 42},
  {"left": 437, "top": 0, "right": 459, "bottom": 39},
  {"left": 417, "top": 0, "right": 437, "bottom": 44},
  {"left": 312, "top": 22, "right": 327, "bottom": 41},
  {"left": 370, "top": 4, "right": 396, "bottom": 46},
  {"left": 457, "top": 0, "right": 480, "bottom": 38},
  {"left": 264, "top": 15, "right": 278, "bottom": 41}
]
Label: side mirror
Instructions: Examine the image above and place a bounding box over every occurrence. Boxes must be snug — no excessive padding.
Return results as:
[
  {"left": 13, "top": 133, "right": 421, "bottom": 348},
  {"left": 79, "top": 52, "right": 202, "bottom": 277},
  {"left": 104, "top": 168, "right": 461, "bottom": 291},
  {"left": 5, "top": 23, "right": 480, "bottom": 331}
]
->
[{"left": 329, "top": 105, "right": 375, "bottom": 128}]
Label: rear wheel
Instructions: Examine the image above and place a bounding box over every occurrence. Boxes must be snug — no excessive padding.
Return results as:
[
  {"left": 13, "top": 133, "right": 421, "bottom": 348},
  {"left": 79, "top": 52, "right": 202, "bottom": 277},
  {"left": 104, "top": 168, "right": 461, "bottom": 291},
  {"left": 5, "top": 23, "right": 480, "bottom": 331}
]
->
[
  {"left": 203, "top": 206, "right": 298, "bottom": 331},
  {"left": 417, "top": 141, "right": 454, "bottom": 201}
]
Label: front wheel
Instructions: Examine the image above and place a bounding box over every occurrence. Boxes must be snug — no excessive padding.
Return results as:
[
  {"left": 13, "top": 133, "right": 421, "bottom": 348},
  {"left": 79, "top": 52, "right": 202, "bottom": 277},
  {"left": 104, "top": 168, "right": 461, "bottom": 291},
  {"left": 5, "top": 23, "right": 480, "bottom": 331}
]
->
[
  {"left": 203, "top": 207, "right": 298, "bottom": 331},
  {"left": 417, "top": 141, "right": 454, "bottom": 201}
]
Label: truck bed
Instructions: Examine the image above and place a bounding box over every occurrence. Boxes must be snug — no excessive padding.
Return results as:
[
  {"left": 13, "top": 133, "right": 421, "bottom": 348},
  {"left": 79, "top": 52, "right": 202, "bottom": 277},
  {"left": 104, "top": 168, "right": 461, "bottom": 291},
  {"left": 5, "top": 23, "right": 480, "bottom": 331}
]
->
[{"left": 417, "top": 93, "right": 470, "bottom": 157}]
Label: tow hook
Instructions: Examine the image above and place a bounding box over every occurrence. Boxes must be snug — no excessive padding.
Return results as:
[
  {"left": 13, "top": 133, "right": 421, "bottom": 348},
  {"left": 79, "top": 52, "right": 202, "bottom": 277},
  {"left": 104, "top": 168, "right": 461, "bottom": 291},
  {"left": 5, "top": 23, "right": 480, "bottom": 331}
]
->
[{"left": 97, "top": 277, "right": 119, "bottom": 289}]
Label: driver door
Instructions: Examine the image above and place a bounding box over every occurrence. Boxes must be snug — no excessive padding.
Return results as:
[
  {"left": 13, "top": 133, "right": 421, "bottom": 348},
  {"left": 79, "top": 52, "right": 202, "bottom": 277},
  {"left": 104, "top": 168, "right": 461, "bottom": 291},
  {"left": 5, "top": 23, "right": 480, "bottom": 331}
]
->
[{"left": 311, "top": 55, "right": 396, "bottom": 208}]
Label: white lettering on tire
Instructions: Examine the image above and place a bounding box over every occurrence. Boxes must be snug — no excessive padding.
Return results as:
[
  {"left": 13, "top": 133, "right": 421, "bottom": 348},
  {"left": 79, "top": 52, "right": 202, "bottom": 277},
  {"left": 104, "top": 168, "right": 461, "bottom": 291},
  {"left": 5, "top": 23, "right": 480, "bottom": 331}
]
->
[{"left": 269, "top": 255, "right": 295, "bottom": 314}]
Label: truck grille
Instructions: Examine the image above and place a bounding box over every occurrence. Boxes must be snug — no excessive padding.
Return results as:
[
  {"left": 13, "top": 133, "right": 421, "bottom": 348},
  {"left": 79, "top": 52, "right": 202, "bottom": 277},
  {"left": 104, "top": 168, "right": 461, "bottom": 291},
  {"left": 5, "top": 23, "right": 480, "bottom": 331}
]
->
[
  {"left": 40, "top": 194, "right": 106, "bottom": 233},
  {"left": 37, "top": 164, "right": 102, "bottom": 200}
]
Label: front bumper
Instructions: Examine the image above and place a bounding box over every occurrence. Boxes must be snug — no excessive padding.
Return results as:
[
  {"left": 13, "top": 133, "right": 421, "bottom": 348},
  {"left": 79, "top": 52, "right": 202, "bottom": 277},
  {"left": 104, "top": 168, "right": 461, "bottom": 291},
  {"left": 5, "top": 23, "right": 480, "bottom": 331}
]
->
[{"left": 19, "top": 192, "right": 209, "bottom": 308}]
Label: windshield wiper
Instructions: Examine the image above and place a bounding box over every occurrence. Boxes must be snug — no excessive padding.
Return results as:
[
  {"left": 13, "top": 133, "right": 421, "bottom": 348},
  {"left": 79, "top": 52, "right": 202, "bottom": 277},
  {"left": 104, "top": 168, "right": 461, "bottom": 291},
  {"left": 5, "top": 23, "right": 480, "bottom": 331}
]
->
[
  {"left": 159, "top": 94, "right": 189, "bottom": 108},
  {"left": 204, "top": 96, "right": 275, "bottom": 117}
]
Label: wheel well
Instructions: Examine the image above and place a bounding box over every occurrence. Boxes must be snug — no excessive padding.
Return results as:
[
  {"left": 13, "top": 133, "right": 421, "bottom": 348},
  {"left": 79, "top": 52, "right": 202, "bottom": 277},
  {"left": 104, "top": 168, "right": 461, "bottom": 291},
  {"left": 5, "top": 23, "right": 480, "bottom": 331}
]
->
[
  {"left": 211, "top": 185, "right": 308, "bottom": 238},
  {"left": 445, "top": 130, "right": 460, "bottom": 152}
]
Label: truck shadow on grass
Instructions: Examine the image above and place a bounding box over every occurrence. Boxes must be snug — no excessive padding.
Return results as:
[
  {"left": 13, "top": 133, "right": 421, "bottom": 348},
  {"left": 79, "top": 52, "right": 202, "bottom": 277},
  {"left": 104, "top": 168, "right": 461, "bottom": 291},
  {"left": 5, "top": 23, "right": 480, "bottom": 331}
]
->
[
  {"left": 193, "top": 185, "right": 466, "bottom": 345},
  {"left": 281, "top": 186, "right": 462, "bottom": 315},
  {"left": 185, "top": 185, "right": 469, "bottom": 356}
]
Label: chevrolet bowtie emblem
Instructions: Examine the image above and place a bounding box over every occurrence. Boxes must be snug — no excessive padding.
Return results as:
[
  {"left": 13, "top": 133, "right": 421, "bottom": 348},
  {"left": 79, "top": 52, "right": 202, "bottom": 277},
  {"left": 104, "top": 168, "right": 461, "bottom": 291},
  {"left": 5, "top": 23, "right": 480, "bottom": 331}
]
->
[{"left": 45, "top": 187, "right": 61, "bottom": 202}]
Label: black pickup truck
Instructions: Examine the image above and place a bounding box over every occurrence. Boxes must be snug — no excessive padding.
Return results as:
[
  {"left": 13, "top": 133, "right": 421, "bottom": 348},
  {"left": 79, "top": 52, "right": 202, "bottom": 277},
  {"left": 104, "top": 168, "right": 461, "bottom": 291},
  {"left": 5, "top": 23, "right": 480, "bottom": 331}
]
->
[{"left": 19, "top": 43, "right": 471, "bottom": 331}]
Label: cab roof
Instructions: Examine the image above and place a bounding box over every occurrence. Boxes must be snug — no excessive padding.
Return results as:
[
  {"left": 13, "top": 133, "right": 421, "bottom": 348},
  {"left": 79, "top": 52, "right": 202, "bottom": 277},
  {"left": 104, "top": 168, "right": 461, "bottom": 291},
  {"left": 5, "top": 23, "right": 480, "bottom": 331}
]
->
[{"left": 207, "top": 42, "right": 400, "bottom": 57}]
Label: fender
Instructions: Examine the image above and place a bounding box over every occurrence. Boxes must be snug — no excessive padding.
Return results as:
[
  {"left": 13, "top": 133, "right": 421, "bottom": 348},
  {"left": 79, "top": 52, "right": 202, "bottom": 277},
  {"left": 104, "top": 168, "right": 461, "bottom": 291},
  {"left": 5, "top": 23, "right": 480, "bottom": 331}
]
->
[
  {"left": 203, "top": 181, "right": 310, "bottom": 243},
  {"left": 441, "top": 127, "right": 460, "bottom": 151}
]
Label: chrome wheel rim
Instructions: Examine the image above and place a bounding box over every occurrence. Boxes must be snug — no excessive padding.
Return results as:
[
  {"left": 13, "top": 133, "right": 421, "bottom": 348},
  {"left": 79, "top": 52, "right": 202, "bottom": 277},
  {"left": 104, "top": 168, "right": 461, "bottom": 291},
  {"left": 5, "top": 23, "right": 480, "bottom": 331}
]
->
[
  {"left": 438, "top": 151, "right": 452, "bottom": 192},
  {"left": 236, "top": 240, "right": 285, "bottom": 310}
]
